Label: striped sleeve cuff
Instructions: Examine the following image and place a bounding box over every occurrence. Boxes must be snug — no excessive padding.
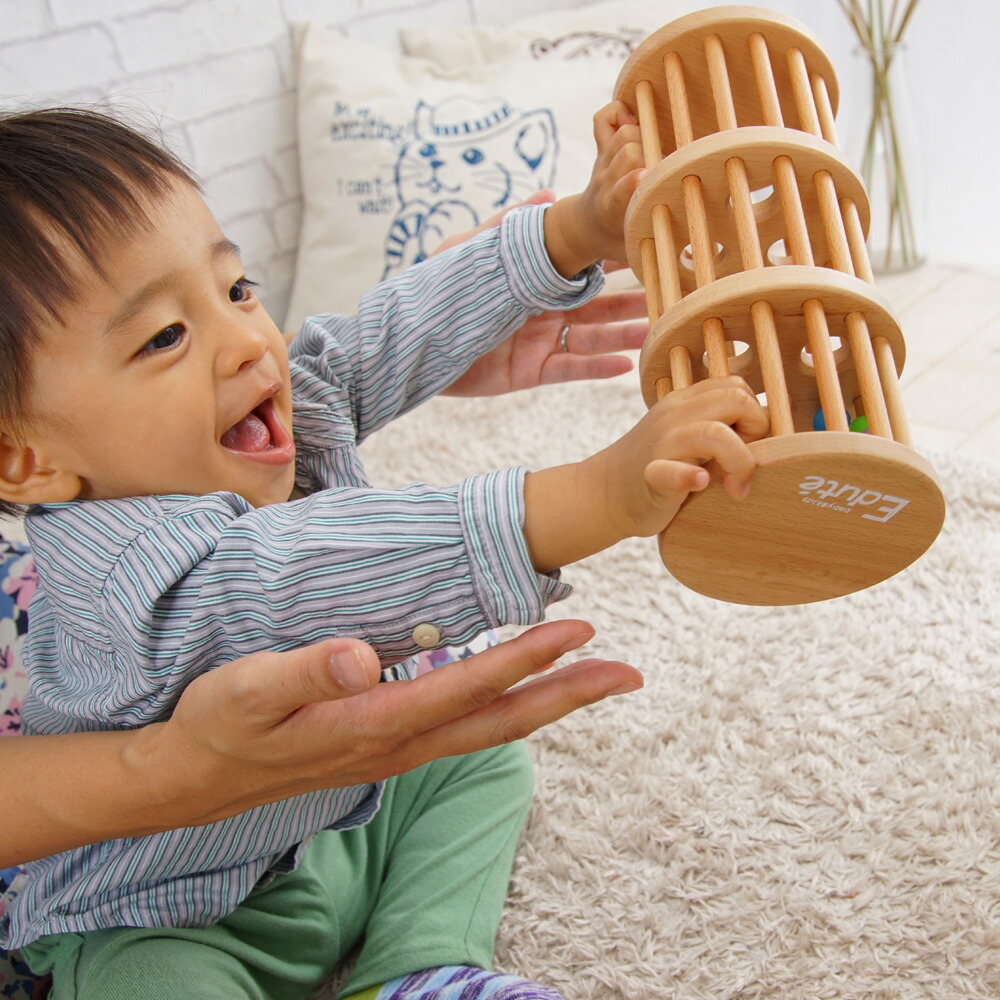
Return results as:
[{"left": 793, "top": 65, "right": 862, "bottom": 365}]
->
[
  {"left": 500, "top": 204, "right": 605, "bottom": 311},
  {"left": 457, "top": 467, "right": 572, "bottom": 628}
]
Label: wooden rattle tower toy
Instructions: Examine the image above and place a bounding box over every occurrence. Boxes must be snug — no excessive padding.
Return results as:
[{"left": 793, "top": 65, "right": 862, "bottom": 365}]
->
[{"left": 615, "top": 6, "right": 945, "bottom": 605}]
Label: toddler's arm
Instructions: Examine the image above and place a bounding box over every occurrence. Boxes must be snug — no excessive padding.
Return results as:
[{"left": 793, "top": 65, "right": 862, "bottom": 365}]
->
[
  {"left": 292, "top": 203, "right": 604, "bottom": 444},
  {"left": 523, "top": 377, "right": 770, "bottom": 572},
  {"left": 292, "top": 100, "right": 644, "bottom": 441}
]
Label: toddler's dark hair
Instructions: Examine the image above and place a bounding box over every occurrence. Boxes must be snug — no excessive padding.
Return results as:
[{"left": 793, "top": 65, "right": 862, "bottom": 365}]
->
[{"left": 0, "top": 106, "right": 198, "bottom": 518}]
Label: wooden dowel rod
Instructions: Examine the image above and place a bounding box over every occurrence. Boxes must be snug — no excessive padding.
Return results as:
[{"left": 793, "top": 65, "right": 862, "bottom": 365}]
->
[
  {"left": 639, "top": 238, "right": 663, "bottom": 325},
  {"left": 804, "top": 298, "right": 848, "bottom": 431},
  {"left": 703, "top": 317, "right": 730, "bottom": 377},
  {"left": 787, "top": 47, "right": 822, "bottom": 137},
  {"left": 635, "top": 79, "right": 663, "bottom": 169},
  {"left": 751, "top": 299, "right": 794, "bottom": 436},
  {"left": 652, "top": 204, "right": 682, "bottom": 308},
  {"left": 726, "top": 149, "right": 795, "bottom": 437},
  {"left": 650, "top": 54, "right": 694, "bottom": 407},
  {"left": 726, "top": 156, "right": 764, "bottom": 270},
  {"left": 774, "top": 155, "right": 813, "bottom": 266},
  {"left": 669, "top": 345, "right": 693, "bottom": 390},
  {"left": 682, "top": 174, "right": 717, "bottom": 286},
  {"left": 814, "top": 170, "right": 853, "bottom": 275},
  {"left": 873, "top": 336, "right": 912, "bottom": 446},
  {"left": 664, "top": 50, "right": 694, "bottom": 148},
  {"left": 841, "top": 198, "right": 875, "bottom": 282},
  {"left": 748, "top": 32, "right": 783, "bottom": 127},
  {"left": 811, "top": 74, "right": 839, "bottom": 146},
  {"left": 678, "top": 167, "right": 729, "bottom": 379},
  {"left": 844, "top": 312, "right": 893, "bottom": 438},
  {"left": 704, "top": 33, "right": 737, "bottom": 130}
]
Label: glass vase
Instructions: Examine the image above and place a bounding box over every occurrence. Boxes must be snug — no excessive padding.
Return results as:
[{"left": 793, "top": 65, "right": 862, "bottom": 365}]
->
[{"left": 850, "top": 42, "right": 926, "bottom": 273}]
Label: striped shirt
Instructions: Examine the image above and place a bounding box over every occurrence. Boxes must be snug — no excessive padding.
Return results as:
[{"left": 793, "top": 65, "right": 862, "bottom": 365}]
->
[{"left": 2, "top": 206, "right": 602, "bottom": 949}]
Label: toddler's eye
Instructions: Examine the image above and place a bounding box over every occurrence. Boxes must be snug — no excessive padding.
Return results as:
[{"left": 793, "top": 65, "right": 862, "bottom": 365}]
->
[
  {"left": 229, "top": 277, "right": 259, "bottom": 303},
  {"left": 139, "top": 324, "right": 184, "bottom": 355}
]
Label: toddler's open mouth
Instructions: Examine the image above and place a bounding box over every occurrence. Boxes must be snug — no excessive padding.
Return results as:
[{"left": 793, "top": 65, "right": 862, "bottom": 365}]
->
[{"left": 221, "top": 395, "right": 294, "bottom": 462}]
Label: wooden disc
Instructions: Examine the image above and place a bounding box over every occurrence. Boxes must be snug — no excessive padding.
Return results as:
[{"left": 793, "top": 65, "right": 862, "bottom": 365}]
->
[
  {"left": 637, "top": 266, "right": 904, "bottom": 426},
  {"left": 613, "top": 5, "right": 838, "bottom": 156},
  {"left": 623, "top": 127, "right": 870, "bottom": 294},
  {"left": 658, "top": 432, "right": 946, "bottom": 605}
]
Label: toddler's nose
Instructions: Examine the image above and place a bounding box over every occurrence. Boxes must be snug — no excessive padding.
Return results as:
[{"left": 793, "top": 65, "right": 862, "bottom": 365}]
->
[
  {"left": 237, "top": 339, "right": 266, "bottom": 372},
  {"left": 218, "top": 324, "right": 269, "bottom": 376}
]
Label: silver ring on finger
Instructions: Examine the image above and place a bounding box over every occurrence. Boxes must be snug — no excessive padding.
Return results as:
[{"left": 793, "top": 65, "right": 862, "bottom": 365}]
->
[{"left": 559, "top": 324, "right": 571, "bottom": 353}]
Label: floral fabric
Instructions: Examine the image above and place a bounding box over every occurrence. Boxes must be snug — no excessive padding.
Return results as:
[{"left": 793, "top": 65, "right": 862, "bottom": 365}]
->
[
  {"left": 0, "top": 537, "right": 33, "bottom": 738},
  {"left": 0, "top": 868, "right": 47, "bottom": 1000},
  {"left": 414, "top": 627, "right": 500, "bottom": 675},
  {"left": 0, "top": 535, "right": 46, "bottom": 996}
]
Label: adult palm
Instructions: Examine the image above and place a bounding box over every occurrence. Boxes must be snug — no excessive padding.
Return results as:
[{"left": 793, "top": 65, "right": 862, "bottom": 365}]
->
[{"left": 441, "top": 278, "right": 648, "bottom": 397}]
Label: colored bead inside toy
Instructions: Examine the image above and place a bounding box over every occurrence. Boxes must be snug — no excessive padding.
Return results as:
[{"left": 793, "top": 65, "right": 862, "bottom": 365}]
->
[{"left": 812, "top": 407, "right": 851, "bottom": 431}]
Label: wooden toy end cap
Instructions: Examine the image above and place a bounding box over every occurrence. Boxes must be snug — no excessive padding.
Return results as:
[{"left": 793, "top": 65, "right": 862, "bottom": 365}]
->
[{"left": 658, "top": 432, "right": 946, "bottom": 605}]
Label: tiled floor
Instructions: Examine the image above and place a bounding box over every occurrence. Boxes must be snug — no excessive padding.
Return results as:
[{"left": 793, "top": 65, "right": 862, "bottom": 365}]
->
[{"left": 876, "top": 263, "right": 1000, "bottom": 460}]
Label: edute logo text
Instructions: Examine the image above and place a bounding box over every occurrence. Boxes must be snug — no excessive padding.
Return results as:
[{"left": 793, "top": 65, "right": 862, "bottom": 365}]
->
[{"left": 798, "top": 475, "right": 909, "bottom": 523}]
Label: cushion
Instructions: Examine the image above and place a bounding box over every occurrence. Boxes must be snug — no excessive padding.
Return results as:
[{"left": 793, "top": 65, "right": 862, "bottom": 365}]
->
[
  {"left": 284, "top": 0, "right": 686, "bottom": 327},
  {"left": 400, "top": 0, "right": 677, "bottom": 65}
]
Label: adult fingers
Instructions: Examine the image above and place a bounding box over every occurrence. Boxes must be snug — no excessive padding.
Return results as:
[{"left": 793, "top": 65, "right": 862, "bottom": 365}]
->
[
  {"left": 564, "top": 287, "right": 648, "bottom": 326},
  {"left": 372, "top": 619, "right": 601, "bottom": 738},
  {"left": 559, "top": 318, "right": 647, "bottom": 356},
  {"left": 430, "top": 189, "right": 556, "bottom": 256},
  {"left": 541, "top": 352, "right": 635, "bottom": 385},
  {"left": 221, "top": 637, "right": 383, "bottom": 729},
  {"left": 389, "top": 656, "right": 643, "bottom": 768},
  {"left": 474, "top": 188, "right": 556, "bottom": 231}
]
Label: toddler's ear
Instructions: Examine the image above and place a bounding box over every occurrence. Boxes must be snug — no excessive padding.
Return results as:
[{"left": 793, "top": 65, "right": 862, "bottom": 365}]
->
[{"left": 0, "top": 432, "right": 81, "bottom": 504}]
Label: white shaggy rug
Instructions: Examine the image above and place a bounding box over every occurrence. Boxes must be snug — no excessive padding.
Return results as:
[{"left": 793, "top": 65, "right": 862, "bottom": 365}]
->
[{"left": 346, "top": 368, "right": 1000, "bottom": 999}]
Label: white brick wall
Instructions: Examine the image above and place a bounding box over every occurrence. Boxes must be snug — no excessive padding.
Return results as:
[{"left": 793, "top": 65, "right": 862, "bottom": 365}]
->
[
  {"left": 0, "top": 0, "right": 588, "bottom": 322},
  {"left": 3, "top": 0, "right": 1000, "bottom": 325}
]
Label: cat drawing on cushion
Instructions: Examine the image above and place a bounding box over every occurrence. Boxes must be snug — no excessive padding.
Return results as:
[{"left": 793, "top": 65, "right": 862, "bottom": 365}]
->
[{"left": 382, "top": 95, "right": 558, "bottom": 279}]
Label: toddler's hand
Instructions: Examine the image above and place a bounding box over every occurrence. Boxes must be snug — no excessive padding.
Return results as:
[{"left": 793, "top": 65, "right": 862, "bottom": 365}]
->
[
  {"left": 543, "top": 100, "right": 644, "bottom": 277},
  {"left": 594, "top": 376, "right": 770, "bottom": 538},
  {"left": 577, "top": 100, "right": 645, "bottom": 263},
  {"left": 522, "top": 376, "right": 768, "bottom": 574}
]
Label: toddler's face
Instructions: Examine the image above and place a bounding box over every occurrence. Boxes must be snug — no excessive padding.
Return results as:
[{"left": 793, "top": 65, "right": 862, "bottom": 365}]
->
[{"left": 23, "top": 179, "right": 296, "bottom": 509}]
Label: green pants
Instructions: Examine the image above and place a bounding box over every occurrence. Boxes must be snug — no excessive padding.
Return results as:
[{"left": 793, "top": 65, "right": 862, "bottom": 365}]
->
[{"left": 22, "top": 742, "right": 533, "bottom": 1000}]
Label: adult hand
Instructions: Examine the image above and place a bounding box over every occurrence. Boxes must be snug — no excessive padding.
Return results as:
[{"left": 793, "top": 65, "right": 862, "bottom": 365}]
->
[
  {"left": 5, "top": 623, "right": 639, "bottom": 866},
  {"left": 429, "top": 189, "right": 648, "bottom": 397},
  {"left": 140, "top": 620, "right": 641, "bottom": 829},
  {"left": 440, "top": 285, "right": 647, "bottom": 396}
]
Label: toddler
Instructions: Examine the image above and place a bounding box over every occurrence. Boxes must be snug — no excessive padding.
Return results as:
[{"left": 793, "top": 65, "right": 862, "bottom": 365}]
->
[{"left": 0, "top": 106, "right": 767, "bottom": 1000}]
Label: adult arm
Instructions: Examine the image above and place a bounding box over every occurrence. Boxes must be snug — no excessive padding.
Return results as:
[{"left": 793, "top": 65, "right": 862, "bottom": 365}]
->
[{"left": 1, "top": 619, "right": 640, "bottom": 867}]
